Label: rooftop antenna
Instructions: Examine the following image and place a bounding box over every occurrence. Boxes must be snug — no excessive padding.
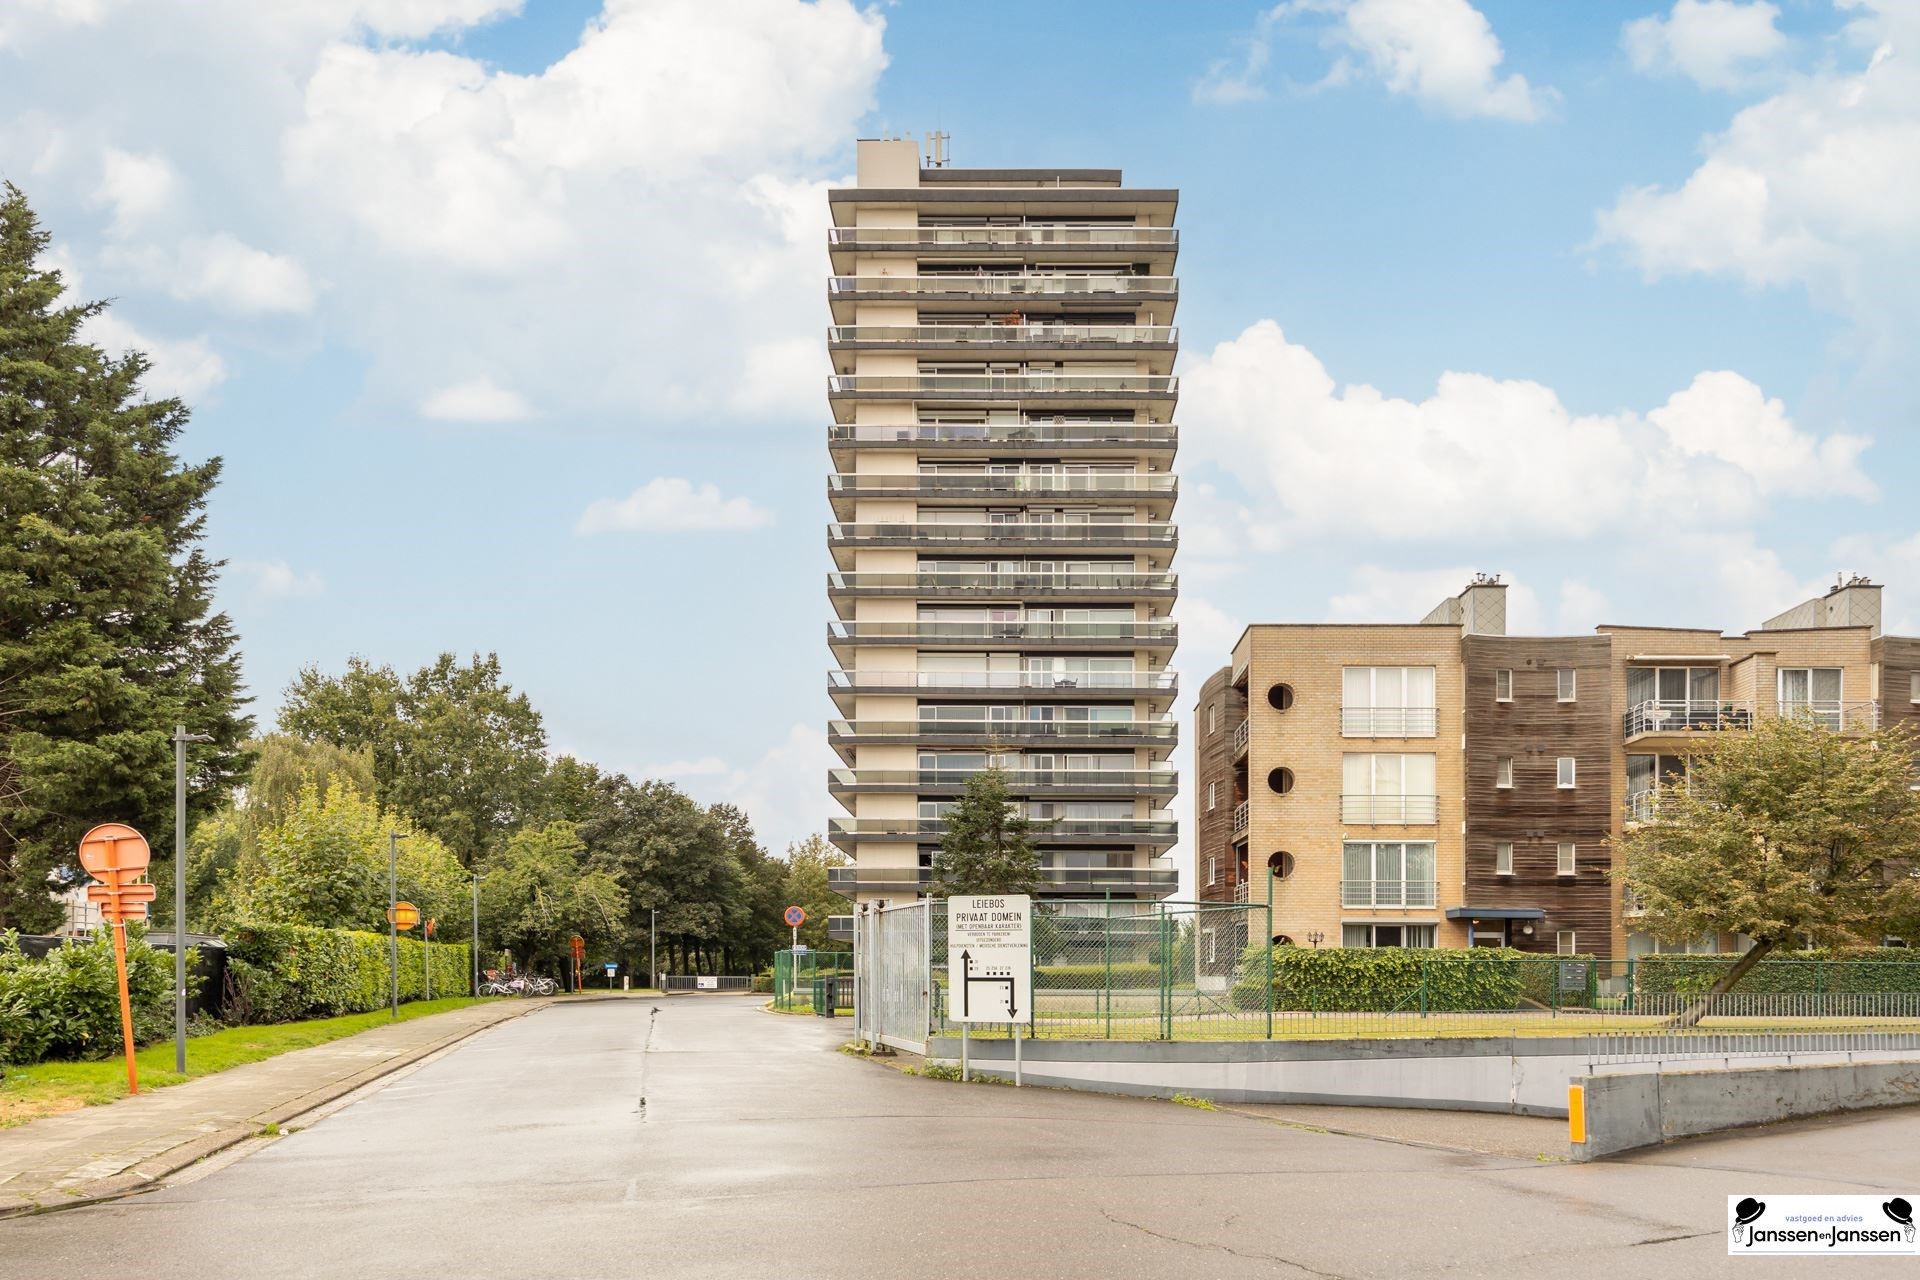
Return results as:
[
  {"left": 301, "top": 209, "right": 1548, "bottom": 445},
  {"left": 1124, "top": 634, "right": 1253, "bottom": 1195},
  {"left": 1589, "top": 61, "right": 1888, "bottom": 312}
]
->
[{"left": 927, "top": 129, "right": 948, "bottom": 168}]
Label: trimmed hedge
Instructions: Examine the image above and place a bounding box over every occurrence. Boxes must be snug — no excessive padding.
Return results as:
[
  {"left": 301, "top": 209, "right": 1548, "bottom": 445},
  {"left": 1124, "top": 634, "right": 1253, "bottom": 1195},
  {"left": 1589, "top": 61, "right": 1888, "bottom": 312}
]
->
[
  {"left": 0, "top": 930, "right": 176, "bottom": 1066},
  {"left": 222, "top": 922, "right": 471, "bottom": 1024},
  {"left": 1632, "top": 948, "right": 1920, "bottom": 996},
  {"left": 1230, "top": 945, "right": 1600, "bottom": 1013}
]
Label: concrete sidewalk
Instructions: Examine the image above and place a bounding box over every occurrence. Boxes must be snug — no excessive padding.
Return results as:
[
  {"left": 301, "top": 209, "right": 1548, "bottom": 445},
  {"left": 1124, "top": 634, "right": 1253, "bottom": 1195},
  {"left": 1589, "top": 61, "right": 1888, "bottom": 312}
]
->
[{"left": 0, "top": 998, "right": 546, "bottom": 1218}]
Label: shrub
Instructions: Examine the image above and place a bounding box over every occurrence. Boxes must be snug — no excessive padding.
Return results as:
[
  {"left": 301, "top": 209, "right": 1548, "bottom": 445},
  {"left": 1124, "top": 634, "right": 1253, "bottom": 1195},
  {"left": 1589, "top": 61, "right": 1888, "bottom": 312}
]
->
[
  {"left": 221, "top": 922, "right": 471, "bottom": 1023},
  {"left": 1229, "top": 945, "right": 1575, "bottom": 1012},
  {"left": 0, "top": 930, "right": 177, "bottom": 1066},
  {"left": 1631, "top": 948, "right": 1920, "bottom": 997}
]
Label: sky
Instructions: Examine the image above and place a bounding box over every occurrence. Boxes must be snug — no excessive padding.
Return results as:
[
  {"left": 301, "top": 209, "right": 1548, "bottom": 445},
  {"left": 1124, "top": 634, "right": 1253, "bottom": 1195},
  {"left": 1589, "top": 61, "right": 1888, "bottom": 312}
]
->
[{"left": 3, "top": 0, "right": 1917, "bottom": 879}]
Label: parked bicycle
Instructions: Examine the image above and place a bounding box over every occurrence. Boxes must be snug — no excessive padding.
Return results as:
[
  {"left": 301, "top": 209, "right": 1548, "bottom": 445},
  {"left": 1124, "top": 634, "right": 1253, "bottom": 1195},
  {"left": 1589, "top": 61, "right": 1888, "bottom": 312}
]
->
[{"left": 480, "top": 971, "right": 559, "bottom": 997}]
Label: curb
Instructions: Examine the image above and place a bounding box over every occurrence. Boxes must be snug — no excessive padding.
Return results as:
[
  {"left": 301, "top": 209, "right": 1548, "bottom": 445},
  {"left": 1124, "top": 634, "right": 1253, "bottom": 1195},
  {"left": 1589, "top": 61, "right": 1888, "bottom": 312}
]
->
[{"left": 0, "top": 999, "right": 552, "bottom": 1220}]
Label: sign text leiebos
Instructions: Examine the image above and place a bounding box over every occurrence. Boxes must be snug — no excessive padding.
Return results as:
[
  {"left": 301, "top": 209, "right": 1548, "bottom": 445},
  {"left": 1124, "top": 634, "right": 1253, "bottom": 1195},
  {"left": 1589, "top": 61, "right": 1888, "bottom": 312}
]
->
[{"left": 947, "top": 894, "right": 1032, "bottom": 1023}]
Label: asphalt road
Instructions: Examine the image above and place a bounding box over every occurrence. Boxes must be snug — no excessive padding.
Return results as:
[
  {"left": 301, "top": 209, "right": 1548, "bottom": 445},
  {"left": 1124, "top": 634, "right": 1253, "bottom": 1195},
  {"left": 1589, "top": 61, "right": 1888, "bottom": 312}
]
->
[{"left": 3, "top": 996, "right": 1915, "bottom": 1279}]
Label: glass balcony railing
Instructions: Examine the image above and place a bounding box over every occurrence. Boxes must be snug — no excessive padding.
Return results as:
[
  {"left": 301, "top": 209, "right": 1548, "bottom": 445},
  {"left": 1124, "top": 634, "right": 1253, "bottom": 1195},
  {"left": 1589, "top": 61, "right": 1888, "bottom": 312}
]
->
[
  {"left": 829, "top": 570, "right": 1177, "bottom": 594},
  {"left": 829, "top": 522, "right": 1176, "bottom": 546},
  {"left": 828, "top": 324, "right": 1177, "bottom": 346},
  {"left": 827, "top": 861, "right": 1179, "bottom": 893},
  {"left": 827, "top": 226, "right": 1178, "bottom": 249},
  {"left": 830, "top": 719, "right": 1179, "bottom": 742},
  {"left": 828, "top": 816, "right": 1178, "bottom": 843},
  {"left": 1339, "top": 795, "right": 1440, "bottom": 825},
  {"left": 828, "top": 669, "right": 1178, "bottom": 693},
  {"left": 828, "top": 768, "right": 1179, "bottom": 792},
  {"left": 1340, "top": 707, "right": 1438, "bottom": 737},
  {"left": 1778, "top": 700, "right": 1881, "bottom": 733},
  {"left": 829, "top": 275, "right": 1178, "bottom": 297},
  {"left": 828, "top": 473, "right": 1176, "bottom": 498},
  {"left": 829, "top": 422, "right": 1177, "bottom": 449},
  {"left": 828, "top": 374, "right": 1177, "bottom": 396},
  {"left": 829, "top": 620, "right": 1176, "bottom": 644},
  {"left": 1339, "top": 879, "right": 1439, "bottom": 909}
]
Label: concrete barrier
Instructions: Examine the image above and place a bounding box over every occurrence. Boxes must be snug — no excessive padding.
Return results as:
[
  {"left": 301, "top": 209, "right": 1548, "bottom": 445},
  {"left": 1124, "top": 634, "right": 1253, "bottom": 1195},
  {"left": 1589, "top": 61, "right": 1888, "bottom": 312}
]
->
[{"left": 1569, "top": 1060, "right": 1920, "bottom": 1161}]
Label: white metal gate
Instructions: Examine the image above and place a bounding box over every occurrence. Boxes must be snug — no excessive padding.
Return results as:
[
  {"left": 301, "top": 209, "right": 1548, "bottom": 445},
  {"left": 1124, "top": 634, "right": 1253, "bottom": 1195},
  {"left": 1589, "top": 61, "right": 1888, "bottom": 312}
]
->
[{"left": 859, "top": 901, "right": 932, "bottom": 1054}]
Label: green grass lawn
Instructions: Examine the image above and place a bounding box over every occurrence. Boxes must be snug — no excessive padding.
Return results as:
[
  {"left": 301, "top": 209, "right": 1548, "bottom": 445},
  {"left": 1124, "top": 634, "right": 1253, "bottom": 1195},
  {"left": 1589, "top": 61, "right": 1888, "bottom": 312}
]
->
[{"left": 0, "top": 996, "right": 487, "bottom": 1129}]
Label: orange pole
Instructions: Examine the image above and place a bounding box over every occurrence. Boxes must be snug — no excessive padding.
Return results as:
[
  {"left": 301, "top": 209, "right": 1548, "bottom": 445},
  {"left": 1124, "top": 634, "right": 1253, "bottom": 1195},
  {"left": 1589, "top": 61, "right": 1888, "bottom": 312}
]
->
[{"left": 112, "top": 920, "right": 139, "bottom": 1095}]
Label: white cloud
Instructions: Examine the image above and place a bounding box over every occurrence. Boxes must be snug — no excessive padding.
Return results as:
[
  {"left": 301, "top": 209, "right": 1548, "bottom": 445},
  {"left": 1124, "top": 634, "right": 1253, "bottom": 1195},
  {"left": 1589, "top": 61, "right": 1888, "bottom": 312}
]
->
[
  {"left": 1623, "top": 1, "right": 1786, "bottom": 91},
  {"left": 1182, "top": 319, "right": 1872, "bottom": 543},
  {"left": 81, "top": 309, "right": 226, "bottom": 400},
  {"left": 231, "top": 558, "right": 325, "bottom": 598},
  {"left": 575, "top": 477, "right": 774, "bottom": 536},
  {"left": 643, "top": 722, "right": 833, "bottom": 856},
  {"left": 419, "top": 377, "right": 533, "bottom": 423},
  {"left": 94, "top": 146, "right": 177, "bottom": 234},
  {"left": 169, "top": 235, "right": 316, "bottom": 314},
  {"left": 1210, "top": 0, "right": 1554, "bottom": 120},
  {"left": 1594, "top": 0, "right": 1920, "bottom": 360}
]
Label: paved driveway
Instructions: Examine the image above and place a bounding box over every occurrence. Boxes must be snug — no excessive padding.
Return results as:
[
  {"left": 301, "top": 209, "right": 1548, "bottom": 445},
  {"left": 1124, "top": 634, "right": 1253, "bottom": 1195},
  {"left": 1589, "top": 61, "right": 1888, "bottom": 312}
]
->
[{"left": 2, "top": 995, "right": 1912, "bottom": 1279}]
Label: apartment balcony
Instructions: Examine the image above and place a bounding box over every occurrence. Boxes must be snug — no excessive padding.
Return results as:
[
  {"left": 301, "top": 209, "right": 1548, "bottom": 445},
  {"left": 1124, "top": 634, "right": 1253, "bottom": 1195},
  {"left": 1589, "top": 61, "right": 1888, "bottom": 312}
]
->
[
  {"left": 827, "top": 619, "right": 1176, "bottom": 656},
  {"left": 1779, "top": 700, "right": 1880, "bottom": 733},
  {"left": 828, "top": 569, "right": 1177, "bottom": 607},
  {"left": 1340, "top": 706, "right": 1438, "bottom": 738},
  {"left": 1339, "top": 880, "right": 1440, "bottom": 909},
  {"left": 1232, "top": 881, "right": 1250, "bottom": 904},
  {"left": 1231, "top": 800, "right": 1249, "bottom": 836},
  {"left": 826, "top": 914, "right": 854, "bottom": 943},
  {"left": 1339, "top": 794, "right": 1440, "bottom": 825},
  {"left": 826, "top": 224, "right": 1177, "bottom": 255},
  {"left": 827, "top": 374, "right": 1177, "bottom": 422},
  {"left": 828, "top": 668, "right": 1178, "bottom": 713},
  {"left": 827, "top": 472, "right": 1177, "bottom": 516},
  {"left": 829, "top": 717, "right": 1179, "bottom": 762},
  {"left": 826, "top": 860, "right": 1179, "bottom": 897},
  {"left": 827, "top": 274, "right": 1178, "bottom": 323},
  {"left": 828, "top": 421, "right": 1177, "bottom": 467},
  {"left": 828, "top": 324, "right": 1178, "bottom": 367},
  {"left": 1622, "top": 699, "right": 1754, "bottom": 741},
  {"left": 827, "top": 815, "right": 1178, "bottom": 853},
  {"left": 828, "top": 767, "right": 1179, "bottom": 801},
  {"left": 828, "top": 521, "right": 1177, "bottom": 570},
  {"left": 1232, "top": 719, "right": 1250, "bottom": 760},
  {"left": 1624, "top": 791, "right": 1658, "bottom": 826}
]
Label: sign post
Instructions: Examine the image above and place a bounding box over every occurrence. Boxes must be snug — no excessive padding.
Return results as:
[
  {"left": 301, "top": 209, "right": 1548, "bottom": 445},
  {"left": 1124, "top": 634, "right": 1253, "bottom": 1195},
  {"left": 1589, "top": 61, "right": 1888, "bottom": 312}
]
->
[
  {"left": 570, "top": 934, "right": 585, "bottom": 993},
  {"left": 78, "top": 824, "right": 157, "bottom": 1095},
  {"left": 945, "top": 895, "right": 1032, "bottom": 1087},
  {"left": 386, "top": 898, "right": 419, "bottom": 1011},
  {"left": 783, "top": 904, "right": 807, "bottom": 952}
]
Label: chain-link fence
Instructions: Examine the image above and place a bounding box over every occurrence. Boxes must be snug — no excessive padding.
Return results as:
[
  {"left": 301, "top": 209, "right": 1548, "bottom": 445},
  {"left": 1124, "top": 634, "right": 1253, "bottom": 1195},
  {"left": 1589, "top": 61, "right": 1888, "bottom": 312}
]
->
[
  {"left": 854, "top": 898, "right": 1920, "bottom": 1054},
  {"left": 772, "top": 948, "right": 854, "bottom": 1012}
]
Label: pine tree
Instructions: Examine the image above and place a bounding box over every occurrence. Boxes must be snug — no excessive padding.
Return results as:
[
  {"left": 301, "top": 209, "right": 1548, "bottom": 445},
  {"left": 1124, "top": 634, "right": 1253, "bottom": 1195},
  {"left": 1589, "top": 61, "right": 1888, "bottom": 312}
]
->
[
  {"left": 929, "top": 767, "right": 1043, "bottom": 897},
  {"left": 0, "top": 183, "right": 251, "bottom": 930}
]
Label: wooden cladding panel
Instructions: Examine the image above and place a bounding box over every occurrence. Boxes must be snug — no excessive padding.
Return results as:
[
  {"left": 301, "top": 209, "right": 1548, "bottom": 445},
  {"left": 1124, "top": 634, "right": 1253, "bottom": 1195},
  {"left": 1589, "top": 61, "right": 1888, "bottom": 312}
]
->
[
  {"left": 1462, "top": 636, "right": 1618, "bottom": 957},
  {"left": 1194, "top": 666, "right": 1247, "bottom": 903},
  {"left": 1876, "top": 636, "right": 1920, "bottom": 730}
]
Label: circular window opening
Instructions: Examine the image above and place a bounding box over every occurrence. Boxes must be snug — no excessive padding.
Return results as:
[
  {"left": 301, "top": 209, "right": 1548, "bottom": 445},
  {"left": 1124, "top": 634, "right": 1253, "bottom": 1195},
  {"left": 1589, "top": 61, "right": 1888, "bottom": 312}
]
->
[
  {"left": 1272, "top": 935, "right": 1294, "bottom": 947},
  {"left": 1267, "top": 851, "right": 1296, "bottom": 879},
  {"left": 1267, "top": 767, "right": 1295, "bottom": 795},
  {"left": 1267, "top": 683, "right": 1295, "bottom": 711}
]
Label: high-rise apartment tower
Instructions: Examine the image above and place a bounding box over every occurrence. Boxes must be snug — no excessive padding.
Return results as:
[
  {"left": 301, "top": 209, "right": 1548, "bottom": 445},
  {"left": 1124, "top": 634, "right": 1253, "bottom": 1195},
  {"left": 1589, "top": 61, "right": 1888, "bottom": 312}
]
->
[{"left": 825, "top": 139, "right": 1181, "bottom": 927}]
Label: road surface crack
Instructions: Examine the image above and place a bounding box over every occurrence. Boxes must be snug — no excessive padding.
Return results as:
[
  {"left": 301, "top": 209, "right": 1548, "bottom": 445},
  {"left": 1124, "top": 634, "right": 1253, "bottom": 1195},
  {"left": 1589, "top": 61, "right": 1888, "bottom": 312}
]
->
[{"left": 1099, "top": 1208, "right": 1352, "bottom": 1278}]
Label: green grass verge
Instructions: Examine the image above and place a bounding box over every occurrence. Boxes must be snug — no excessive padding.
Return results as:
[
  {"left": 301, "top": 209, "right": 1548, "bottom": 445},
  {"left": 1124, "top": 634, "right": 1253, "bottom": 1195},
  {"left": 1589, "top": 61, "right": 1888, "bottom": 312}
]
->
[{"left": 0, "top": 996, "right": 487, "bottom": 1128}]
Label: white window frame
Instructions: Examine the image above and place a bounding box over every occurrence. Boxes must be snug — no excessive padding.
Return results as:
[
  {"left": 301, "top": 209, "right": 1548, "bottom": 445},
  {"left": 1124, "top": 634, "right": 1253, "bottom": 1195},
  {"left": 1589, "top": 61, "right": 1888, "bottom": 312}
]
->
[
  {"left": 1494, "top": 669, "right": 1513, "bottom": 703},
  {"left": 1556, "top": 930, "right": 1577, "bottom": 956},
  {"left": 1495, "top": 841, "right": 1513, "bottom": 876},
  {"left": 1203, "top": 926, "right": 1217, "bottom": 964},
  {"left": 1910, "top": 671, "right": 1920, "bottom": 705},
  {"left": 1557, "top": 669, "right": 1577, "bottom": 702},
  {"left": 1495, "top": 756, "right": 1513, "bottom": 789},
  {"left": 1207, "top": 781, "right": 1217, "bottom": 811},
  {"left": 1208, "top": 703, "right": 1218, "bottom": 734},
  {"left": 1207, "top": 855, "right": 1217, "bottom": 885},
  {"left": 1557, "top": 841, "right": 1577, "bottom": 875},
  {"left": 1557, "top": 757, "right": 1576, "bottom": 789}
]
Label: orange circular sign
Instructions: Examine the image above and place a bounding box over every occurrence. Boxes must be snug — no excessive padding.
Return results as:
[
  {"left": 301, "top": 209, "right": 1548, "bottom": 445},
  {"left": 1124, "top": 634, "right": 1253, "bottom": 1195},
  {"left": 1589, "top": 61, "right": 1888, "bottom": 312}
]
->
[
  {"left": 78, "top": 823, "right": 151, "bottom": 877},
  {"left": 388, "top": 900, "right": 421, "bottom": 930}
]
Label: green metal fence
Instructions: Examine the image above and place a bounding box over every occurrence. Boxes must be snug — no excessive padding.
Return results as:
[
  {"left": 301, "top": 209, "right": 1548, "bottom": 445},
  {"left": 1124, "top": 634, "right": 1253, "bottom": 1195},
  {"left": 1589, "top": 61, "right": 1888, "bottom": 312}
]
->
[{"left": 772, "top": 948, "right": 854, "bottom": 1013}]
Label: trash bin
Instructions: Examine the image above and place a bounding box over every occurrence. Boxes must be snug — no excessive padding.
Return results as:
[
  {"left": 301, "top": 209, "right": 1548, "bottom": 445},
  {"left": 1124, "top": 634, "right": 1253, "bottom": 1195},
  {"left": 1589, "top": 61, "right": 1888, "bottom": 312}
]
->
[{"left": 815, "top": 976, "right": 843, "bottom": 1016}]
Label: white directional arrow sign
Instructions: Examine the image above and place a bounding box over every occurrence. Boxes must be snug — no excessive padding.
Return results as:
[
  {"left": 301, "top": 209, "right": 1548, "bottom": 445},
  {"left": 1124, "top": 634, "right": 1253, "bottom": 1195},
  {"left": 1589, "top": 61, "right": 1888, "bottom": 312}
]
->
[{"left": 947, "top": 895, "right": 1031, "bottom": 1024}]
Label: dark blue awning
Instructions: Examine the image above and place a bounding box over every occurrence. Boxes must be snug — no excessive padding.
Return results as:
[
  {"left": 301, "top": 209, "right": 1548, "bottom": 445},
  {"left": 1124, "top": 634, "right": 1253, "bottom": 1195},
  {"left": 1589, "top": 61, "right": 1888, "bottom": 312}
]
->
[{"left": 1445, "top": 906, "right": 1546, "bottom": 921}]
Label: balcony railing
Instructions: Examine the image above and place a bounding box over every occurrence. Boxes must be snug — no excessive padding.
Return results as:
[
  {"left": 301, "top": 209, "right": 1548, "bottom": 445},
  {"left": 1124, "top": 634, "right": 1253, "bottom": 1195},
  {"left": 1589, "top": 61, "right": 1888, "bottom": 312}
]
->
[
  {"left": 829, "top": 569, "right": 1177, "bottom": 594},
  {"left": 829, "top": 620, "right": 1176, "bottom": 645},
  {"left": 827, "top": 861, "right": 1179, "bottom": 893},
  {"left": 1778, "top": 700, "right": 1881, "bottom": 733},
  {"left": 829, "top": 275, "right": 1178, "bottom": 297},
  {"left": 828, "top": 473, "right": 1176, "bottom": 498},
  {"left": 827, "top": 226, "right": 1178, "bottom": 249},
  {"left": 829, "top": 522, "right": 1177, "bottom": 547},
  {"left": 1233, "top": 881, "right": 1250, "bottom": 904},
  {"left": 1232, "top": 720, "right": 1250, "bottom": 756},
  {"left": 1624, "top": 791, "right": 1658, "bottom": 824},
  {"left": 829, "top": 816, "right": 1178, "bottom": 843},
  {"left": 1340, "top": 707, "right": 1437, "bottom": 737},
  {"left": 829, "top": 422, "right": 1177, "bottom": 449},
  {"left": 1623, "top": 699, "right": 1754, "bottom": 738},
  {"left": 829, "top": 374, "right": 1177, "bottom": 397},
  {"left": 829, "top": 669, "right": 1178, "bottom": 693},
  {"left": 1340, "top": 794, "right": 1440, "bottom": 825},
  {"left": 1232, "top": 801, "right": 1249, "bottom": 835},
  {"left": 828, "top": 767, "right": 1179, "bottom": 792},
  {"left": 828, "top": 324, "right": 1177, "bottom": 347},
  {"left": 831, "top": 718, "right": 1179, "bottom": 742},
  {"left": 1339, "top": 880, "right": 1440, "bottom": 909}
]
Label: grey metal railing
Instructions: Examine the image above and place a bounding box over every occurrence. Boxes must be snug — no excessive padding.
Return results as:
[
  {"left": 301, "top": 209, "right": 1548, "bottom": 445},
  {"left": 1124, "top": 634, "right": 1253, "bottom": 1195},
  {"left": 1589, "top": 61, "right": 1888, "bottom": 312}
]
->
[
  {"left": 829, "top": 323, "right": 1177, "bottom": 345},
  {"left": 1340, "top": 706, "right": 1438, "bottom": 737},
  {"left": 1339, "top": 879, "right": 1440, "bottom": 908},
  {"left": 829, "top": 522, "right": 1177, "bottom": 545},
  {"left": 828, "top": 226, "right": 1177, "bottom": 249},
  {"left": 830, "top": 422, "right": 1176, "bottom": 448},
  {"left": 1339, "top": 794, "right": 1440, "bottom": 824},
  {"left": 828, "top": 669, "right": 1177, "bottom": 692},
  {"left": 829, "top": 620, "right": 1176, "bottom": 644},
  {"left": 830, "top": 274, "right": 1178, "bottom": 296},
  {"left": 828, "top": 472, "right": 1175, "bottom": 496},
  {"left": 831, "top": 719, "right": 1179, "bottom": 741},
  {"left": 829, "top": 569, "right": 1177, "bottom": 593},
  {"left": 829, "top": 374, "right": 1177, "bottom": 396}
]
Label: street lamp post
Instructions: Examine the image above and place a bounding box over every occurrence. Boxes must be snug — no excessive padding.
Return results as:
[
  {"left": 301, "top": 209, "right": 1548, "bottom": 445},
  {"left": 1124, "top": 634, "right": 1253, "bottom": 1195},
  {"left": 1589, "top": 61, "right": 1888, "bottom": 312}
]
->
[
  {"left": 471, "top": 871, "right": 485, "bottom": 996},
  {"left": 650, "top": 908, "right": 657, "bottom": 992},
  {"left": 172, "top": 725, "right": 212, "bottom": 1075},
  {"left": 388, "top": 832, "right": 407, "bottom": 1018}
]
